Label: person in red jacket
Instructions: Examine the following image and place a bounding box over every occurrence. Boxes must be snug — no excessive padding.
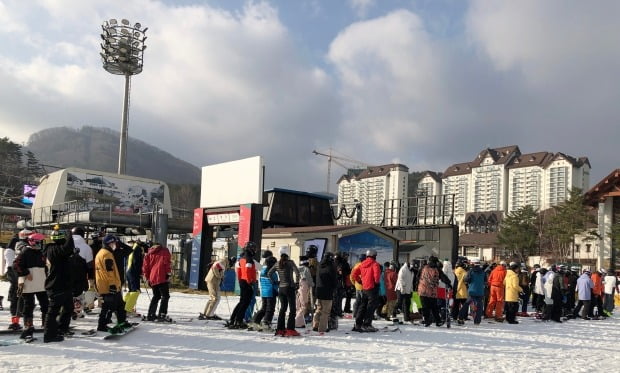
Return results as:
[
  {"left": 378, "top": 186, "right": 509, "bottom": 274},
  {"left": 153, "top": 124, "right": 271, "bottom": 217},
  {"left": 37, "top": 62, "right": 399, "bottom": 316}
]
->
[
  {"left": 350, "top": 249, "right": 381, "bottom": 332},
  {"left": 383, "top": 262, "right": 398, "bottom": 321},
  {"left": 486, "top": 261, "right": 507, "bottom": 321},
  {"left": 142, "top": 243, "right": 172, "bottom": 322}
]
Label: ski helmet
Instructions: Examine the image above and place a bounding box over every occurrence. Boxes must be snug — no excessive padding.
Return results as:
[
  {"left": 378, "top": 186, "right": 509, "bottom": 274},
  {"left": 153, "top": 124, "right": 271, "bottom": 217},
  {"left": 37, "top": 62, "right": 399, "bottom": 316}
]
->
[
  {"left": 18, "top": 229, "right": 33, "bottom": 239},
  {"left": 365, "top": 249, "right": 377, "bottom": 258},
  {"left": 71, "top": 226, "right": 85, "bottom": 237},
  {"left": 27, "top": 232, "right": 46, "bottom": 245},
  {"left": 306, "top": 245, "right": 318, "bottom": 258},
  {"left": 103, "top": 234, "right": 117, "bottom": 246}
]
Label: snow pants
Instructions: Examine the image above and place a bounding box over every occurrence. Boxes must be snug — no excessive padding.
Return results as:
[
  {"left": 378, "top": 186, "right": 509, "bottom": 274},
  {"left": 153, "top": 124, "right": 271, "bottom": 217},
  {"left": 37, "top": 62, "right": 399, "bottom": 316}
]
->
[
  {"left": 253, "top": 296, "right": 276, "bottom": 326},
  {"left": 22, "top": 291, "right": 48, "bottom": 322},
  {"left": 486, "top": 285, "right": 505, "bottom": 319},
  {"left": 312, "top": 299, "right": 332, "bottom": 332},
  {"left": 276, "top": 286, "right": 296, "bottom": 331},
  {"left": 230, "top": 280, "right": 254, "bottom": 325},
  {"left": 505, "top": 301, "right": 518, "bottom": 323},
  {"left": 355, "top": 287, "right": 379, "bottom": 327},
  {"left": 420, "top": 296, "right": 441, "bottom": 325},
  {"left": 98, "top": 292, "right": 127, "bottom": 329},
  {"left": 148, "top": 282, "right": 170, "bottom": 317},
  {"left": 604, "top": 293, "right": 615, "bottom": 313},
  {"left": 459, "top": 295, "right": 483, "bottom": 324},
  {"left": 295, "top": 279, "right": 311, "bottom": 327},
  {"left": 573, "top": 300, "right": 591, "bottom": 318},
  {"left": 45, "top": 289, "right": 73, "bottom": 339},
  {"left": 203, "top": 278, "right": 221, "bottom": 317}
]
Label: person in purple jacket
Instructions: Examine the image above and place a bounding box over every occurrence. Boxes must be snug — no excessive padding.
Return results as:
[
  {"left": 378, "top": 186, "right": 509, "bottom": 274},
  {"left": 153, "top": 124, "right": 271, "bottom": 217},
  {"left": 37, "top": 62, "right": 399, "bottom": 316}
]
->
[{"left": 573, "top": 269, "right": 594, "bottom": 320}]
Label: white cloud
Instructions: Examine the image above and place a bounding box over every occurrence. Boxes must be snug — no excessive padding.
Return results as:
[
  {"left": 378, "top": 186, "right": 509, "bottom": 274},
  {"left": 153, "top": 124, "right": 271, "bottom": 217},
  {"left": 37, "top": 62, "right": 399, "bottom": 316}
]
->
[{"left": 348, "top": 0, "right": 376, "bottom": 18}]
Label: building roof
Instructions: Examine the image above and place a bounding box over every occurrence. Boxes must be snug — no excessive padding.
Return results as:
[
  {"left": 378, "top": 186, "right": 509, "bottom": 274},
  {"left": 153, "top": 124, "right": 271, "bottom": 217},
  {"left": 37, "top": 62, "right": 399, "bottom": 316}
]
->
[
  {"left": 548, "top": 152, "right": 590, "bottom": 168},
  {"left": 442, "top": 162, "right": 472, "bottom": 178},
  {"left": 584, "top": 168, "right": 620, "bottom": 206},
  {"left": 459, "top": 232, "right": 499, "bottom": 247},
  {"left": 264, "top": 188, "right": 332, "bottom": 200},
  {"left": 420, "top": 170, "right": 442, "bottom": 182},
  {"left": 262, "top": 224, "right": 401, "bottom": 241},
  {"left": 506, "top": 151, "right": 554, "bottom": 169},
  {"left": 336, "top": 164, "right": 408, "bottom": 184},
  {"left": 470, "top": 145, "right": 521, "bottom": 168}
]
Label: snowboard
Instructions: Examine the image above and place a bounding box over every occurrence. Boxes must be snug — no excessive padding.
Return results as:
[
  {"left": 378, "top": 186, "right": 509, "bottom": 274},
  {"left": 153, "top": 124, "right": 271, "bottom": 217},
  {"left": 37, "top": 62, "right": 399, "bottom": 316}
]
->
[
  {"left": 103, "top": 324, "right": 139, "bottom": 340},
  {"left": 65, "top": 329, "right": 98, "bottom": 338}
]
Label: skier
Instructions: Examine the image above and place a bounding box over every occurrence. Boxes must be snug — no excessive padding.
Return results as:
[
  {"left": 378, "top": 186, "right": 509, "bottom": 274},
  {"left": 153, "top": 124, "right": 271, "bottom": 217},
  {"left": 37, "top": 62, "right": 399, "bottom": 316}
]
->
[
  {"left": 123, "top": 240, "right": 145, "bottom": 317},
  {"left": 350, "top": 249, "right": 382, "bottom": 332},
  {"left": 341, "top": 252, "right": 353, "bottom": 314},
  {"left": 250, "top": 256, "right": 278, "bottom": 331},
  {"left": 486, "top": 261, "right": 507, "bottom": 321},
  {"left": 312, "top": 252, "right": 338, "bottom": 334},
  {"left": 43, "top": 229, "right": 76, "bottom": 342},
  {"left": 590, "top": 269, "right": 605, "bottom": 318},
  {"left": 530, "top": 264, "right": 543, "bottom": 313},
  {"left": 95, "top": 235, "right": 131, "bottom": 333},
  {"left": 457, "top": 258, "right": 486, "bottom": 325},
  {"left": 503, "top": 263, "right": 522, "bottom": 324},
  {"left": 602, "top": 268, "right": 618, "bottom": 316},
  {"left": 267, "top": 246, "right": 301, "bottom": 337},
  {"left": 13, "top": 232, "right": 49, "bottom": 341},
  {"left": 417, "top": 256, "right": 452, "bottom": 327},
  {"left": 142, "top": 242, "right": 172, "bottom": 322},
  {"left": 294, "top": 255, "right": 314, "bottom": 328},
  {"left": 394, "top": 260, "right": 414, "bottom": 323},
  {"left": 573, "top": 269, "right": 594, "bottom": 319},
  {"left": 200, "top": 256, "right": 228, "bottom": 320},
  {"left": 228, "top": 242, "right": 258, "bottom": 329}
]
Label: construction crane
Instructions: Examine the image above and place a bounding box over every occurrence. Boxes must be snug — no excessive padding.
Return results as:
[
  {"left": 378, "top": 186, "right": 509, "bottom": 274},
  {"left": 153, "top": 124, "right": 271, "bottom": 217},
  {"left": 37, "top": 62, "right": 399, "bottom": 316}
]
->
[{"left": 312, "top": 149, "right": 371, "bottom": 194}]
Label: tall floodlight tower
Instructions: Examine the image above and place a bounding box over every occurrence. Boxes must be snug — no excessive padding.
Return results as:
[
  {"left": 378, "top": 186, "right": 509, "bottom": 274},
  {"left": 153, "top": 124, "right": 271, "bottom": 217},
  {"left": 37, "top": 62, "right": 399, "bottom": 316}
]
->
[{"left": 100, "top": 18, "right": 147, "bottom": 175}]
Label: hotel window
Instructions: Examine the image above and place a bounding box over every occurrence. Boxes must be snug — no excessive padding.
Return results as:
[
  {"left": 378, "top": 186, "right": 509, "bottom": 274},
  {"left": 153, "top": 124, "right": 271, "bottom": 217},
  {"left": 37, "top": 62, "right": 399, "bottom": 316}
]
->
[
  {"left": 575, "top": 244, "right": 580, "bottom": 253},
  {"left": 586, "top": 244, "right": 591, "bottom": 253}
]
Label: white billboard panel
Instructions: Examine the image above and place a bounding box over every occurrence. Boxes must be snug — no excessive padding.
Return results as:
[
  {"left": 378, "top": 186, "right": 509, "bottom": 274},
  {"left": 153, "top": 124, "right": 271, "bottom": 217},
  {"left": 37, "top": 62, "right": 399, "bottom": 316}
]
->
[{"left": 200, "top": 156, "right": 263, "bottom": 208}]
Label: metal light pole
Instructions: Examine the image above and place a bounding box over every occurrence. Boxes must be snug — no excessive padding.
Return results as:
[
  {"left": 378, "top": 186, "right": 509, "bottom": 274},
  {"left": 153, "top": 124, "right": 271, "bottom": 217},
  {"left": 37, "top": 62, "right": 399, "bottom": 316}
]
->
[{"left": 100, "top": 18, "right": 147, "bottom": 175}]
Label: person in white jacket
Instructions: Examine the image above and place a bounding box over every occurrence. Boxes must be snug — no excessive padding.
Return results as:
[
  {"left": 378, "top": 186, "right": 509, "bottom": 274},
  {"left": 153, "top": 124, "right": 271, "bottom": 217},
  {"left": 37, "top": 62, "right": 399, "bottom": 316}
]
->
[
  {"left": 395, "top": 261, "right": 415, "bottom": 323},
  {"left": 602, "top": 269, "right": 618, "bottom": 316}
]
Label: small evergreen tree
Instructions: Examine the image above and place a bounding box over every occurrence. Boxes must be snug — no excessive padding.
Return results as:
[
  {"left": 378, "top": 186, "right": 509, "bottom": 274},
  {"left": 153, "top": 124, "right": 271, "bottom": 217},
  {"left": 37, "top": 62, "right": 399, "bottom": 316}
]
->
[{"left": 498, "top": 205, "right": 538, "bottom": 261}]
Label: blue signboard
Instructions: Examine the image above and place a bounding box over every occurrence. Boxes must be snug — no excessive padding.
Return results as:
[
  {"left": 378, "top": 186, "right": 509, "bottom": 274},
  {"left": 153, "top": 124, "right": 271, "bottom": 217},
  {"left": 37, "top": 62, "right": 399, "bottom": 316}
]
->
[
  {"left": 339, "top": 231, "right": 394, "bottom": 266},
  {"left": 189, "top": 234, "right": 202, "bottom": 289}
]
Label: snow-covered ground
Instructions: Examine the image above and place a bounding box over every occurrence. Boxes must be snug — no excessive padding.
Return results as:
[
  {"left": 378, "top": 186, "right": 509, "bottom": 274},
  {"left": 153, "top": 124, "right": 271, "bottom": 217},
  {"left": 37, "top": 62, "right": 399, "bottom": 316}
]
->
[{"left": 0, "top": 280, "right": 618, "bottom": 373}]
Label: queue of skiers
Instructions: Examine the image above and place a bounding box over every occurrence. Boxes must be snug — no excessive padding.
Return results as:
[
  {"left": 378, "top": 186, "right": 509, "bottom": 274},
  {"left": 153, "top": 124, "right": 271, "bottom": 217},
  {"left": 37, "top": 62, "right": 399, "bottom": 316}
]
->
[
  {"left": 3, "top": 226, "right": 173, "bottom": 343},
  {"left": 204, "top": 246, "right": 619, "bottom": 336}
]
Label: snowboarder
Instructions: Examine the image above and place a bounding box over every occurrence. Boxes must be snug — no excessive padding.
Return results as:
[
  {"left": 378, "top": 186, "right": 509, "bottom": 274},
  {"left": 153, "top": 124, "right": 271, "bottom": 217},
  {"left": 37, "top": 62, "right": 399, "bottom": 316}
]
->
[
  {"left": 142, "top": 242, "right": 172, "bottom": 322},
  {"left": 123, "top": 240, "right": 145, "bottom": 317},
  {"left": 43, "top": 229, "right": 76, "bottom": 342},
  {"left": 268, "top": 246, "right": 301, "bottom": 336},
  {"left": 95, "top": 235, "right": 131, "bottom": 333}
]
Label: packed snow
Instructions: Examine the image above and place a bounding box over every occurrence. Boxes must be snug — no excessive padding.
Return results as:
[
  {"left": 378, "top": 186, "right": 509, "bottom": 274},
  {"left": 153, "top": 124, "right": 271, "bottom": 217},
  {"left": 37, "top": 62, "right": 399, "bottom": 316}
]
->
[{"left": 0, "top": 280, "right": 618, "bottom": 373}]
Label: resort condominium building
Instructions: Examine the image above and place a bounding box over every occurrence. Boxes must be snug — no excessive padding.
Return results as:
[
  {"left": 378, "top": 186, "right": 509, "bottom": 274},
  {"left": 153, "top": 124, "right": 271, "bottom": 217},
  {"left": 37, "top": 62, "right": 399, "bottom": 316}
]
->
[
  {"left": 337, "top": 164, "right": 409, "bottom": 225},
  {"left": 423, "top": 146, "right": 590, "bottom": 231}
]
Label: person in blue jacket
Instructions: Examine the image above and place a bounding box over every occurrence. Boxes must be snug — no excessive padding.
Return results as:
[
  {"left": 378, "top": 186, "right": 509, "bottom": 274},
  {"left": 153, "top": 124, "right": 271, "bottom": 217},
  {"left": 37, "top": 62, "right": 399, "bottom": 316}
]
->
[
  {"left": 457, "top": 258, "right": 486, "bottom": 325},
  {"left": 250, "top": 256, "right": 279, "bottom": 331}
]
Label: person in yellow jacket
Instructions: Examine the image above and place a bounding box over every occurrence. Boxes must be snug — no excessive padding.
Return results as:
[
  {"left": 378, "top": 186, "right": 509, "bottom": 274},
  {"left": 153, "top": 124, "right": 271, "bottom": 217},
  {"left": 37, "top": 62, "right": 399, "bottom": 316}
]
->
[
  {"left": 95, "top": 235, "right": 131, "bottom": 333},
  {"left": 452, "top": 261, "right": 469, "bottom": 320},
  {"left": 349, "top": 254, "right": 366, "bottom": 318},
  {"left": 503, "top": 263, "right": 523, "bottom": 324}
]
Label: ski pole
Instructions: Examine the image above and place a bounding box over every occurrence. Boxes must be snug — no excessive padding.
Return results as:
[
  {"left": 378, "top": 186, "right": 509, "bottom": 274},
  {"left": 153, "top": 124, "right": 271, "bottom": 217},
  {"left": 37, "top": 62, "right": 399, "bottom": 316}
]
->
[{"left": 142, "top": 277, "right": 151, "bottom": 301}]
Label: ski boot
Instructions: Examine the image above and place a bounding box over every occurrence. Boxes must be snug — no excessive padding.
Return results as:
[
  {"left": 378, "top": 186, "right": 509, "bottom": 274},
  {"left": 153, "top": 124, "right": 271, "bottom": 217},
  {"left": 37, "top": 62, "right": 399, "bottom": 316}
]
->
[
  {"left": 157, "top": 314, "right": 174, "bottom": 323},
  {"left": 20, "top": 318, "right": 35, "bottom": 340}
]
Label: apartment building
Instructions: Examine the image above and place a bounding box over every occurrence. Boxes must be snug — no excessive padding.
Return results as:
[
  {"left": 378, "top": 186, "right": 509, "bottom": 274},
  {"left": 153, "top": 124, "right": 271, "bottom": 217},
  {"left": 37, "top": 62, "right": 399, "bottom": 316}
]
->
[
  {"left": 424, "top": 145, "right": 590, "bottom": 232},
  {"left": 336, "top": 164, "right": 409, "bottom": 225}
]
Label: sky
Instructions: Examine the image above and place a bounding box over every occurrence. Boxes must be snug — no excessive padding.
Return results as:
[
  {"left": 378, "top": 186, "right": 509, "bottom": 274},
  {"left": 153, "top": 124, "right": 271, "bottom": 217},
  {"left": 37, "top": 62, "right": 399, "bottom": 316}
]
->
[{"left": 0, "top": 0, "right": 618, "bottom": 193}]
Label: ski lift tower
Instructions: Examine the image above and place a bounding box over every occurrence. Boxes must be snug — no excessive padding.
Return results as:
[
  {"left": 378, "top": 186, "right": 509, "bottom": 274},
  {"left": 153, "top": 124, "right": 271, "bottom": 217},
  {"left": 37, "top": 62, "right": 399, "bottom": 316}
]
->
[{"left": 100, "top": 18, "right": 148, "bottom": 175}]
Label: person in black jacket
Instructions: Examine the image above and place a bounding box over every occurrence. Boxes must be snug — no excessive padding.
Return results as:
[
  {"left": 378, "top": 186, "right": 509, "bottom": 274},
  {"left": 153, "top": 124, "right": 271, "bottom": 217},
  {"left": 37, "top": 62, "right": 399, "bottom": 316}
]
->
[
  {"left": 123, "top": 240, "right": 146, "bottom": 316},
  {"left": 43, "top": 229, "right": 75, "bottom": 343},
  {"left": 312, "top": 252, "right": 338, "bottom": 334}
]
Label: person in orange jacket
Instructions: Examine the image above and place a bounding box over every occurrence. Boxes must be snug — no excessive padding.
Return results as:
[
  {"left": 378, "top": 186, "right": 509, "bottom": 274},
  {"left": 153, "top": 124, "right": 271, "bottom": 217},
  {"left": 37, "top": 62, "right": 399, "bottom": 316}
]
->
[
  {"left": 486, "top": 261, "right": 507, "bottom": 321},
  {"left": 590, "top": 269, "right": 605, "bottom": 318}
]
